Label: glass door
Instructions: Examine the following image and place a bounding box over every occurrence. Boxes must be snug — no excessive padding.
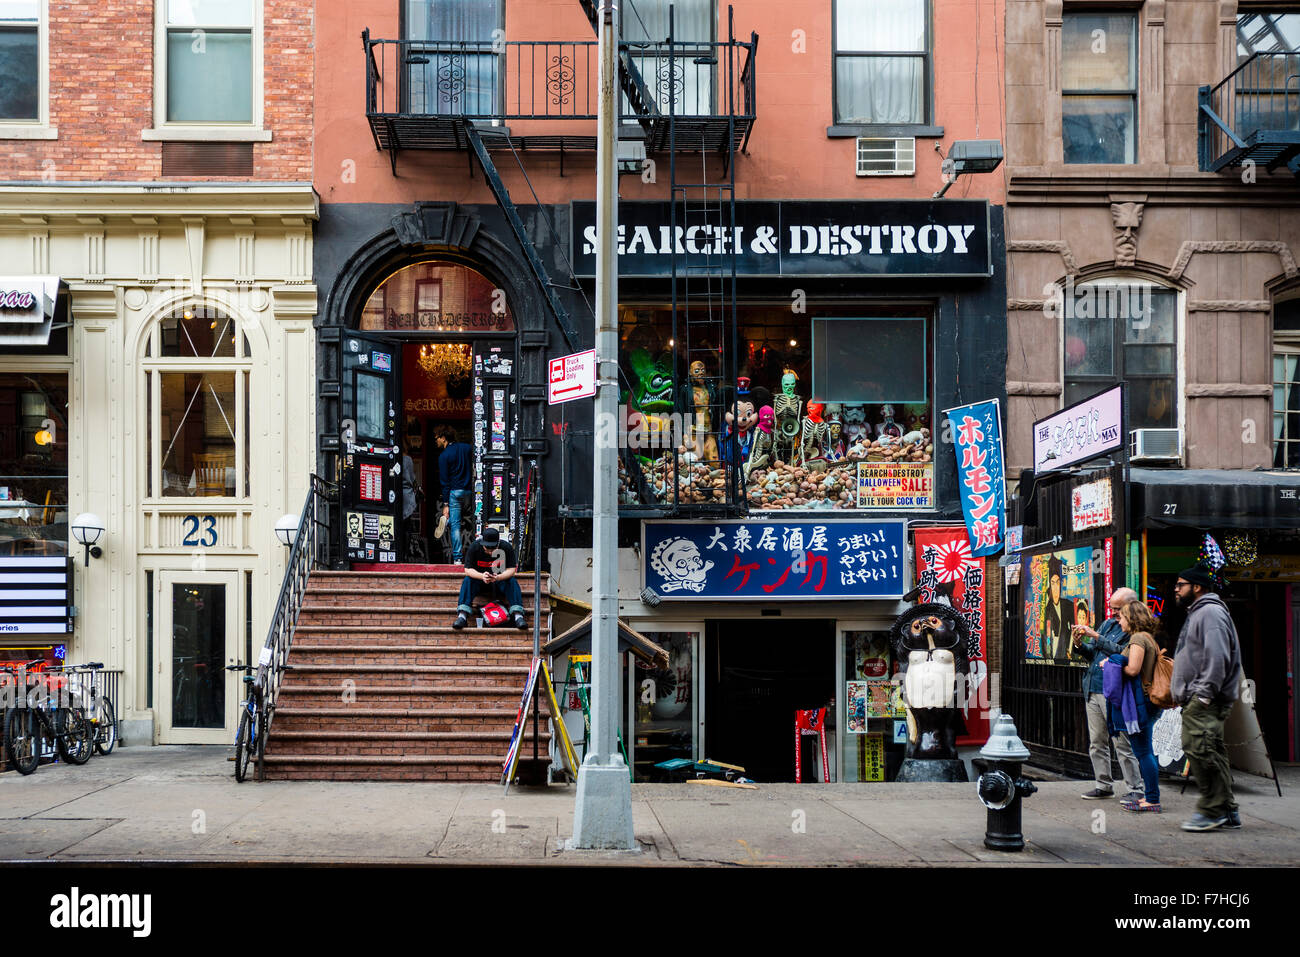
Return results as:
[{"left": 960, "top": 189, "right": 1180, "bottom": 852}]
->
[
  {"left": 837, "top": 620, "right": 903, "bottom": 783},
  {"left": 340, "top": 332, "right": 404, "bottom": 564},
  {"left": 626, "top": 624, "right": 702, "bottom": 781},
  {"left": 157, "top": 570, "right": 241, "bottom": 744}
]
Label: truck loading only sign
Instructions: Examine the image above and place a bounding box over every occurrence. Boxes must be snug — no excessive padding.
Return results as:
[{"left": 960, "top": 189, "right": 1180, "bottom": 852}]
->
[{"left": 571, "top": 200, "right": 992, "bottom": 277}]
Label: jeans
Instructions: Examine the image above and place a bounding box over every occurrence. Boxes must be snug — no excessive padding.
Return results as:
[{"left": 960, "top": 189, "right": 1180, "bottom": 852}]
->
[
  {"left": 1085, "top": 693, "right": 1143, "bottom": 793},
  {"left": 1125, "top": 716, "right": 1160, "bottom": 803},
  {"left": 1181, "top": 697, "right": 1237, "bottom": 819},
  {"left": 457, "top": 575, "right": 524, "bottom": 616},
  {"left": 447, "top": 488, "right": 472, "bottom": 563}
]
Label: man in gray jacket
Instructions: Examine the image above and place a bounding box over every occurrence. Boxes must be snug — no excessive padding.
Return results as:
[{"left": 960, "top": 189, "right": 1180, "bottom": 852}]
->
[
  {"left": 1171, "top": 565, "right": 1245, "bottom": 832},
  {"left": 1072, "top": 587, "right": 1144, "bottom": 801}
]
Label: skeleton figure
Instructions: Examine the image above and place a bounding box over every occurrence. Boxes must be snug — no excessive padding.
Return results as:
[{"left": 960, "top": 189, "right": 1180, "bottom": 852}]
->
[
  {"left": 799, "top": 401, "right": 828, "bottom": 465},
  {"left": 745, "top": 405, "right": 776, "bottom": 480},
  {"left": 772, "top": 368, "right": 803, "bottom": 464}
]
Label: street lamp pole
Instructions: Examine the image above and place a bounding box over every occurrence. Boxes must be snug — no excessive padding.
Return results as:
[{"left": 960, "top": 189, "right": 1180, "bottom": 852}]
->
[{"left": 570, "top": 0, "right": 636, "bottom": 851}]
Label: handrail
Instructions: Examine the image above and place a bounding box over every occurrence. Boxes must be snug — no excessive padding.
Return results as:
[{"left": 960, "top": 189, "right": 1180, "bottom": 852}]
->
[
  {"left": 1200, "top": 50, "right": 1300, "bottom": 171},
  {"left": 253, "top": 475, "right": 335, "bottom": 781}
]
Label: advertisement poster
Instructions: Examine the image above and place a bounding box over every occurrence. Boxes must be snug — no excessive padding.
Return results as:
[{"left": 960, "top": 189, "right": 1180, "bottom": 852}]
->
[
  {"left": 855, "top": 463, "right": 934, "bottom": 510},
  {"left": 913, "top": 526, "right": 990, "bottom": 743},
  {"left": 359, "top": 463, "right": 384, "bottom": 502},
  {"left": 1023, "top": 546, "right": 1096, "bottom": 666},
  {"left": 861, "top": 733, "right": 886, "bottom": 782},
  {"left": 864, "top": 679, "right": 905, "bottom": 718},
  {"left": 847, "top": 631, "right": 892, "bottom": 680},
  {"left": 642, "top": 519, "right": 907, "bottom": 600},
  {"left": 1071, "top": 478, "right": 1114, "bottom": 532},
  {"left": 846, "top": 682, "right": 869, "bottom": 733},
  {"left": 943, "top": 399, "right": 1006, "bottom": 556}
]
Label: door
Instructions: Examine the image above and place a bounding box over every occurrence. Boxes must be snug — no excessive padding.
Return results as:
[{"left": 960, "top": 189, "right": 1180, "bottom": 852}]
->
[
  {"left": 838, "top": 619, "right": 902, "bottom": 783},
  {"left": 341, "top": 332, "right": 404, "bottom": 564},
  {"left": 475, "top": 340, "right": 517, "bottom": 542},
  {"left": 625, "top": 624, "right": 702, "bottom": 781},
  {"left": 157, "top": 570, "right": 241, "bottom": 744}
]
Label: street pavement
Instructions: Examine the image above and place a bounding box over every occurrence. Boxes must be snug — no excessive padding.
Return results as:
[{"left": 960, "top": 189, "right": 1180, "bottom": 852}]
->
[{"left": 2, "top": 746, "right": 1297, "bottom": 866}]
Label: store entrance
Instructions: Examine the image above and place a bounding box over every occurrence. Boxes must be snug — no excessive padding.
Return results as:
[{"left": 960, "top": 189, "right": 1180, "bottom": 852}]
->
[
  {"left": 339, "top": 334, "right": 518, "bottom": 566},
  {"left": 706, "top": 620, "right": 835, "bottom": 782}
]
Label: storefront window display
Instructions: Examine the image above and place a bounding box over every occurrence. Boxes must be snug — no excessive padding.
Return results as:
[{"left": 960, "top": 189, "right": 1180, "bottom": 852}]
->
[
  {"left": 616, "top": 304, "right": 933, "bottom": 510},
  {"left": 359, "top": 260, "right": 514, "bottom": 334},
  {"left": 0, "top": 373, "right": 68, "bottom": 556},
  {"left": 842, "top": 630, "right": 905, "bottom": 781}
]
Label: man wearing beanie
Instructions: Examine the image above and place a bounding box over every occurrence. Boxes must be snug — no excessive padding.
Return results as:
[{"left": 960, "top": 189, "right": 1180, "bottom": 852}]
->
[
  {"left": 1171, "top": 564, "right": 1244, "bottom": 831},
  {"left": 453, "top": 526, "right": 527, "bottom": 630}
]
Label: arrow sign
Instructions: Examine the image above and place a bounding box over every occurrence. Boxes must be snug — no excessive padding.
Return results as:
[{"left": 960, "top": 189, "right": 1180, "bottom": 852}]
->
[{"left": 547, "top": 348, "right": 597, "bottom": 405}]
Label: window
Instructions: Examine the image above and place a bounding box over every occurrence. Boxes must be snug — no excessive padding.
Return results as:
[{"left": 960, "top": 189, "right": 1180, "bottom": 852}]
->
[
  {"left": 403, "top": 0, "right": 501, "bottom": 115},
  {"left": 1062, "top": 13, "right": 1137, "bottom": 164},
  {"left": 0, "top": 0, "right": 37, "bottom": 121},
  {"left": 165, "top": 0, "right": 253, "bottom": 123},
  {"left": 623, "top": 0, "right": 715, "bottom": 115},
  {"left": 833, "top": 0, "right": 929, "bottom": 126},
  {"left": 143, "top": 305, "right": 253, "bottom": 499},
  {"left": 1235, "top": 12, "right": 1300, "bottom": 137},
  {"left": 1062, "top": 282, "right": 1178, "bottom": 431},
  {"left": 0, "top": 372, "right": 67, "bottom": 556},
  {"left": 1275, "top": 301, "right": 1300, "bottom": 468}
]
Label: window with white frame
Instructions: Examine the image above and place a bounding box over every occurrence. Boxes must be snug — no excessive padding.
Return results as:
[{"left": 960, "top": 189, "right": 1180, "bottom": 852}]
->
[
  {"left": 143, "top": 305, "right": 253, "bottom": 499},
  {"left": 833, "top": 0, "right": 929, "bottom": 126},
  {"left": 163, "top": 0, "right": 255, "bottom": 124},
  {"left": 0, "top": 0, "right": 37, "bottom": 121},
  {"left": 1275, "top": 302, "right": 1300, "bottom": 468},
  {"left": 1062, "top": 281, "right": 1178, "bottom": 430},
  {"left": 1062, "top": 12, "right": 1137, "bottom": 164}
]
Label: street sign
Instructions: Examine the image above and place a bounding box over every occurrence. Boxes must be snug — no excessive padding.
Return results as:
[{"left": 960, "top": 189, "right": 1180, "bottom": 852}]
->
[{"left": 547, "top": 348, "right": 597, "bottom": 405}]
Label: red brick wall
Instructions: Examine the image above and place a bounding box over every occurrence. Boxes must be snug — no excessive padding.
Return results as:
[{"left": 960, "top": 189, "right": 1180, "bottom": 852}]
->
[{"left": 0, "top": 0, "right": 311, "bottom": 182}]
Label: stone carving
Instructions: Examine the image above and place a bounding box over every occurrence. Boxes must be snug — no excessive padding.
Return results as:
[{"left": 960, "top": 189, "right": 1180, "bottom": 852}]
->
[{"left": 1111, "top": 202, "right": 1144, "bottom": 267}]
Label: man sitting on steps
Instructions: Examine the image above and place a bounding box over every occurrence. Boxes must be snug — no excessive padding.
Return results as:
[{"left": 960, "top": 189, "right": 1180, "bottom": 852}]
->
[{"left": 453, "top": 526, "right": 528, "bottom": 630}]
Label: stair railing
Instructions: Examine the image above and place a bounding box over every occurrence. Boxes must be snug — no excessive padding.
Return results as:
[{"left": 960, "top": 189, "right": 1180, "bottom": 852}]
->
[{"left": 254, "top": 475, "right": 336, "bottom": 780}]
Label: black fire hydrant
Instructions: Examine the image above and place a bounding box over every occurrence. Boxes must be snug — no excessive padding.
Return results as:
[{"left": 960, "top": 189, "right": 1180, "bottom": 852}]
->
[{"left": 973, "top": 714, "right": 1038, "bottom": 852}]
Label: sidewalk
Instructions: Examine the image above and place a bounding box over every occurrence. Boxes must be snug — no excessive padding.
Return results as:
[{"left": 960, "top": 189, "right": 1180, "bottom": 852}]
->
[{"left": 2, "top": 747, "right": 1297, "bottom": 866}]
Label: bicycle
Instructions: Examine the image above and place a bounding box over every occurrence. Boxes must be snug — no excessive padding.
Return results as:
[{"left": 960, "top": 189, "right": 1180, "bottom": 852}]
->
[
  {"left": 227, "top": 663, "right": 265, "bottom": 782},
  {"left": 4, "top": 660, "right": 93, "bottom": 774},
  {"left": 64, "top": 662, "right": 116, "bottom": 756}
]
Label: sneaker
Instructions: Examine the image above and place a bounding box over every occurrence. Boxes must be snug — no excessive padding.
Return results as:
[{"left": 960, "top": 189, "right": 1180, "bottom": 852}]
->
[
  {"left": 1222, "top": 810, "right": 1242, "bottom": 829},
  {"left": 1180, "top": 812, "right": 1229, "bottom": 832},
  {"left": 1081, "top": 788, "right": 1115, "bottom": 800},
  {"left": 513, "top": 612, "right": 527, "bottom": 630},
  {"left": 434, "top": 512, "right": 448, "bottom": 539},
  {"left": 452, "top": 613, "right": 468, "bottom": 630}
]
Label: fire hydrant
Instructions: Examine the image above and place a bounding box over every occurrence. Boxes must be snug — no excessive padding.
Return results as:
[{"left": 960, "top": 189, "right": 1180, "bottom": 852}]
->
[{"left": 973, "top": 714, "right": 1038, "bottom": 852}]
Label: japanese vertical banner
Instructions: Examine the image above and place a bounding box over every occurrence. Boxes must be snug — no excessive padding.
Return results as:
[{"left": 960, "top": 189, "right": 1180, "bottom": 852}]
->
[
  {"left": 943, "top": 399, "right": 1007, "bottom": 558},
  {"left": 913, "top": 526, "right": 990, "bottom": 745}
]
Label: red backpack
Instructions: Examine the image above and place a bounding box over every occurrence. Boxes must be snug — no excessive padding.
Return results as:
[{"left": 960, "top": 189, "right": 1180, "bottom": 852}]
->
[{"left": 481, "top": 602, "right": 509, "bottom": 626}]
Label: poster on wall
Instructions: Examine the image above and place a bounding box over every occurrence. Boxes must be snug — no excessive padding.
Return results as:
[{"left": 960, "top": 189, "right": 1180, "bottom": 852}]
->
[
  {"left": 847, "top": 632, "right": 892, "bottom": 680},
  {"left": 1023, "top": 546, "right": 1097, "bottom": 666},
  {"left": 864, "top": 679, "right": 905, "bottom": 718},
  {"left": 861, "top": 733, "right": 886, "bottom": 782},
  {"left": 913, "top": 526, "right": 990, "bottom": 744},
  {"left": 1071, "top": 478, "right": 1114, "bottom": 532},
  {"left": 855, "top": 463, "right": 934, "bottom": 510},
  {"left": 846, "top": 681, "right": 869, "bottom": 733}
]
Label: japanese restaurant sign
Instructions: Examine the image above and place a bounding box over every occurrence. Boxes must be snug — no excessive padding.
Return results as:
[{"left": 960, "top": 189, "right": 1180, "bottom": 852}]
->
[
  {"left": 855, "top": 463, "right": 933, "bottom": 510},
  {"left": 944, "top": 399, "right": 1007, "bottom": 558},
  {"left": 641, "top": 519, "right": 907, "bottom": 600},
  {"left": 572, "top": 200, "right": 992, "bottom": 277}
]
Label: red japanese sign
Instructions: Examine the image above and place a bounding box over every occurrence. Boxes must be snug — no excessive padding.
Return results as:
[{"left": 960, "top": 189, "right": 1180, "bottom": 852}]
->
[{"left": 913, "top": 526, "right": 990, "bottom": 745}]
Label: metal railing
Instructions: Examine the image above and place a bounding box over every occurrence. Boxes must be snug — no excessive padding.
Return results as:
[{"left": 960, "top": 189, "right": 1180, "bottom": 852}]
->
[
  {"left": 253, "top": 475, "right": 335, "bottom": 781},
  {"left": 1199, "top": 51, "right": 1300, "bottom": 171},
  {"left": 363, "top": 32, "right": 756, "bottom": 127}
]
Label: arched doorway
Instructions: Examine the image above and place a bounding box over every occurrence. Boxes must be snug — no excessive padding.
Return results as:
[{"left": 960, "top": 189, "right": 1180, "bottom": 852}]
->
[{"left": 337, "top": 259, "right": 519, "bottom": 566}]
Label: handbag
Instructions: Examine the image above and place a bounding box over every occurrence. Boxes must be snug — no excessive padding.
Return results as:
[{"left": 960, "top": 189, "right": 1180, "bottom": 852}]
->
[{"left": 1148, "top": 646, "right": 1176, "bottom": 710}]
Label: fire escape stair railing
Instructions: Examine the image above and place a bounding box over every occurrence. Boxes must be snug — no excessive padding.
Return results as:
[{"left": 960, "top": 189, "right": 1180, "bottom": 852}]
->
[
  {"left": 1199, "top": 50, "right": 1300, "bottom": 176},
  {"left": 576, "top": 0, "right": 662, "bottom": 137}
]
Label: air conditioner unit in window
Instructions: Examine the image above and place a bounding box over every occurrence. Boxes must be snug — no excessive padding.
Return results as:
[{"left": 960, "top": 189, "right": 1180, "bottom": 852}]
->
[
  {"left": 856, "top": 137, "right": 915, "bottom": 176},
  {"left": 1130, "top": 428, "right": 1183, "bottom": 464}
]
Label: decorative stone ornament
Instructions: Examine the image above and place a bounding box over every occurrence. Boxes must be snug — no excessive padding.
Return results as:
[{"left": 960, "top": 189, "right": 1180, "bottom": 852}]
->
[{"left": 1111, "top": 202, "right": 1144, "bottom": 267}]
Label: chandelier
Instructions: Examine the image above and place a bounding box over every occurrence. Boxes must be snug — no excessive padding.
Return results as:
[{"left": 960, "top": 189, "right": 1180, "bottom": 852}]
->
[{"left": 417, "top": 343, "right": 472, "bottom": 378}]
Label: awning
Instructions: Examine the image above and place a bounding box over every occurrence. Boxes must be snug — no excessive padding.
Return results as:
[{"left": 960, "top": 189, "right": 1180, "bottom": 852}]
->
[
  {"left": 1131, "top": 468, "right": 1300, "bottom": 530},
  {"left": 0, "top": 276, "right": 59, "bottom": 347},
  {"left": 541, "top": 614, "right": 669, "bottom": 668}
]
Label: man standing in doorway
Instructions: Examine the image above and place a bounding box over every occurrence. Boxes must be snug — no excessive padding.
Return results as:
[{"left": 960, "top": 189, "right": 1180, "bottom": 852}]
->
[
  {"left": 453, "top": 527, "right": 527, "bottom": 631},
  {"left": 1172, "top": 565, "right": 1245, "bottom": 832},
  {"left": 434, "top": 425, "right": 473, "bottom": 565},
  {"left": 1072, "top": 587, "right": 1145, "bottom": 802}
]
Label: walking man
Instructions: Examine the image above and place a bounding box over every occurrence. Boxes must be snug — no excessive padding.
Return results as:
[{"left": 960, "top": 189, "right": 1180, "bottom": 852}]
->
[
  {"left": 1072, "top": 587, "right": 1145, "bottom": 801},
  {"left": 434, "top": 425, "right": 473, "bottom": 565},
  {"left": 1171, "top": 564, "right": 1244, "bottom": 832},
  {"left": 452, "top": 527, "right": 527, "bottom": 631}
]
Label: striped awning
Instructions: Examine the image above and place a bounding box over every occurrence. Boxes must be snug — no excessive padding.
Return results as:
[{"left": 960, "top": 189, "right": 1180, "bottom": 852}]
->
[{"left": 0, "top": 557, "right": 73, "bottom": 635}]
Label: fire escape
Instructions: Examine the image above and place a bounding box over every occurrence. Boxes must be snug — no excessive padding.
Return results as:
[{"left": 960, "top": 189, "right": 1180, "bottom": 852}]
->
[
  {"left": 362, "top": 2, "right": 758, "bottom": 517},
  {"left": 1200, "top": 50, "right": 1300, "bottom": 175}
]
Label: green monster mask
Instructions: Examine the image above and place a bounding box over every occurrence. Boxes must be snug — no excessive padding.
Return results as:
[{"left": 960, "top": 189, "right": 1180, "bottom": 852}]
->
[
  {"left": 781, "top": 371, "right": 797, "bottom": 396},
  {"left": 628, "top": 348, "right": 675, "bottom": 412}
]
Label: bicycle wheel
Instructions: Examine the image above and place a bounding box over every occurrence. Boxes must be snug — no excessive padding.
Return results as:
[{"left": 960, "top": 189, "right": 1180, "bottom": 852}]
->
[
  {"left": 57, "top": 708, "right": 93, "bottom": 765},
  {"left": 94, "top": 696, "right": 116, "bottom": 755},
  {"left": 5, "top": 707, "right": 40, "bottom": 775},
  {"left": 233, "top": 708, "right": 253, "bottom": 783}
]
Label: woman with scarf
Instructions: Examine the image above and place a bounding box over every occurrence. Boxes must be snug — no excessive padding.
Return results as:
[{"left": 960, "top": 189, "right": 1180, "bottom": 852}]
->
[{"left": 1103, "top": 599, "right": 1163, "bottom": 812}]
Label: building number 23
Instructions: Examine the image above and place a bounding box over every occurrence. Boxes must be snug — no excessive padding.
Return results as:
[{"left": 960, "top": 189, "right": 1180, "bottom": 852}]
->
[{"left": 181, "top": 515, "right": 218, "bottom": 547}]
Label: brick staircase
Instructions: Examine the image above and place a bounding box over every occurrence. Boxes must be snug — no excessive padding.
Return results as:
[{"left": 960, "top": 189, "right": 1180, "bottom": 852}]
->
[{"left": 262, "top": 568, "right": 552, "bottom": 781}]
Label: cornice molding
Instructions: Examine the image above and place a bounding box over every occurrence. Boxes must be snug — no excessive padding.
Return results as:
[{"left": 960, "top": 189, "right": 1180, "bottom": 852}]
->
[{"left": 0, "top": 185, "right": 318, "bottom": 226}]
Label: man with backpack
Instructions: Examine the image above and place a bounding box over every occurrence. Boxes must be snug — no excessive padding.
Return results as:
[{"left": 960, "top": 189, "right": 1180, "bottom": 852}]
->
[
  {"left": 1072, "top": 587, "right": 1145, "bottom": 802},
  {"left": 452, "top": 526, "right": 528, "bottom": 631},
  {"left": 1171, "top": 564, "right": 1245, "bottom": 832}
]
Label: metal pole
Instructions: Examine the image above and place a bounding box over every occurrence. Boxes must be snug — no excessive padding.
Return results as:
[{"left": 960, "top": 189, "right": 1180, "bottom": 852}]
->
[{"left": 571, "top": 0, "right": 636, "bottom": 851}]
